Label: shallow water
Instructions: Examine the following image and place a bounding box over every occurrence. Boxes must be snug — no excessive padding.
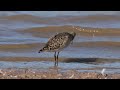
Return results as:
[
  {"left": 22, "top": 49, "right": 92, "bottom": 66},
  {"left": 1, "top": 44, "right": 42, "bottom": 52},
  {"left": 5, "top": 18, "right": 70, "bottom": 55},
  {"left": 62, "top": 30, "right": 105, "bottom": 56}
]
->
[
  {"left": 0, "top": 61, "right": 120, "bottom": 74},
  {"left": 0, "top": 11, "right": 120, "bottom": 74},
  {"left": 0, "top": 46, "right": 120, "bottom": 59}
]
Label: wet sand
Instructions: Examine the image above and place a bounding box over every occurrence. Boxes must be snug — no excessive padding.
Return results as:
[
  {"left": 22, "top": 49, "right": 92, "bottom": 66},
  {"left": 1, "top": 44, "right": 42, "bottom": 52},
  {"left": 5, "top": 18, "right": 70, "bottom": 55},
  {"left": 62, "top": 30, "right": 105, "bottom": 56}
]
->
[
  {"left": 0, "top": 57, "right": 120, "bottom": 79},
  {"left": 0, "top": 68, "right": 120, "bottom": 79}
]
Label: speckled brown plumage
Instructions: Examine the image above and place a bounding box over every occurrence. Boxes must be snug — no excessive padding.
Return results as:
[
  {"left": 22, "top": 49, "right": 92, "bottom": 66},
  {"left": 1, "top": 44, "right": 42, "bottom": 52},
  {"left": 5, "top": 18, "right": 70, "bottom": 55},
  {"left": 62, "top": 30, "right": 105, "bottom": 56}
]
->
[{"left": 38, "top": 32, "right": 76, "bottom": 66}]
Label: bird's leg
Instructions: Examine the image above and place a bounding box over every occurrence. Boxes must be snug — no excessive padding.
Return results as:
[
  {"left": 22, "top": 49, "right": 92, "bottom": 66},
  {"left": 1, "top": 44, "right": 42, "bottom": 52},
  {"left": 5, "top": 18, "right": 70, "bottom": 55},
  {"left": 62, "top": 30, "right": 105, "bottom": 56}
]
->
[
  {"left": 56, "top": 52, "right": 60, "bottom": 66},
  {"left": 71, "top": 41, "right": 73, "bottom": 44},
  {"left": 54, "top": 52, "right": 57, "bottom": 66}
]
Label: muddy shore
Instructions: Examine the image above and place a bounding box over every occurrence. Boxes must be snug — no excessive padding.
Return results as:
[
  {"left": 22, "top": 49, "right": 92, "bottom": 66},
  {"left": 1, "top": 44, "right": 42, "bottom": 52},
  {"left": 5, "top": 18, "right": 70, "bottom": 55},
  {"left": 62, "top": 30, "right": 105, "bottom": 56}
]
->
[
  {"left": 0, "top": 57, "right": 120, "bottom": 79},
  {"left": 0, "top": 68, "right": 120, "bottom": 79}
]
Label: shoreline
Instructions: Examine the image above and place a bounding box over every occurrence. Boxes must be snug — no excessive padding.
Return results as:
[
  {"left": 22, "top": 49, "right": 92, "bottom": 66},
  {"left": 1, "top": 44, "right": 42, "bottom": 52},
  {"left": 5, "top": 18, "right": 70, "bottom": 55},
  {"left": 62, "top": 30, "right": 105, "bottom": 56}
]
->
[{"left": 0, "top": 68, "right": 120, "bottom": 79}]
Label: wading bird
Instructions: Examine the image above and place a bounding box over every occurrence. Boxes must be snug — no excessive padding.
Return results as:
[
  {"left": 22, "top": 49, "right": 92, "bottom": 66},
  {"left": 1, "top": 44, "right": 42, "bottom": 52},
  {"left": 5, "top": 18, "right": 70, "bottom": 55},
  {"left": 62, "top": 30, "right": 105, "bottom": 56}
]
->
[{"left": 38, "top": 32, "right": 76, "bottom": 67}]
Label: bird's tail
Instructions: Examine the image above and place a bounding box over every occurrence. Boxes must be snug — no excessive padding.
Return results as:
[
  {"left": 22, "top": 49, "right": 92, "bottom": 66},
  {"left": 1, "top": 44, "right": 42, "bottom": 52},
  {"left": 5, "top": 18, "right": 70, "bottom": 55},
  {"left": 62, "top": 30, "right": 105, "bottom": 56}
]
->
[
  {"left": 38, "top": 47, "right": 47, "bottom": 53},
  {"left": 38, "top": 49, "right": 43, "bottom": 53}
]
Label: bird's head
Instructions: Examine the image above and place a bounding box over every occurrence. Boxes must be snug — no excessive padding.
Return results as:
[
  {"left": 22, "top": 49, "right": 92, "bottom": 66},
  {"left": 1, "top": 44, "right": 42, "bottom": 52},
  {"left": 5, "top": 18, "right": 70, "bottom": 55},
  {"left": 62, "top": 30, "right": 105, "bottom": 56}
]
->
[
  {"left": 71, "top": 26, "right": 76, "bottom": 38},
  {"left": 70, "top": 32, "right": 76, "bottom": 38}
]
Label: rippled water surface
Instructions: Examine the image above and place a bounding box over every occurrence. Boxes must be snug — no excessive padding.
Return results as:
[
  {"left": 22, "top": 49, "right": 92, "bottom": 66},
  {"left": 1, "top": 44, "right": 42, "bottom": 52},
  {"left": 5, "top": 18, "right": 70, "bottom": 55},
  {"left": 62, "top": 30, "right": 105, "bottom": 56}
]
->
[{"left": 0, "top": 11, "right": 120, "bottom": 73}]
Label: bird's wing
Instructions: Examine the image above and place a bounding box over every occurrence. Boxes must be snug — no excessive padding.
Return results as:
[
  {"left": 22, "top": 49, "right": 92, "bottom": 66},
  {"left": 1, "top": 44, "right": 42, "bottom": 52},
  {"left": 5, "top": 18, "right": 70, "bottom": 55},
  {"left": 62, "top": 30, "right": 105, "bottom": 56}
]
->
[
  {"left": 47, "top": 33, "right": 61, "bottom": 42},
  {"left": 45, "top": 34, "right": 69, "bottom": 50}
]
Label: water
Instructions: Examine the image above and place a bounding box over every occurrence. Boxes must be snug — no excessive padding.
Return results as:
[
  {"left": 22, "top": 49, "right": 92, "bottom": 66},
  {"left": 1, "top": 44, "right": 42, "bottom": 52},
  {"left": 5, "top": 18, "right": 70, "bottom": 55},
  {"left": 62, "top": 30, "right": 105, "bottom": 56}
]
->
[
  {"left": 0, "top": 61, "right": 120, "bottom": 74},
  {"left": 0, "top": 11, "right": 119, "bottom": 17},
  {"left": 0, "top": 11, "right": 120, "bottom": 73}
]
